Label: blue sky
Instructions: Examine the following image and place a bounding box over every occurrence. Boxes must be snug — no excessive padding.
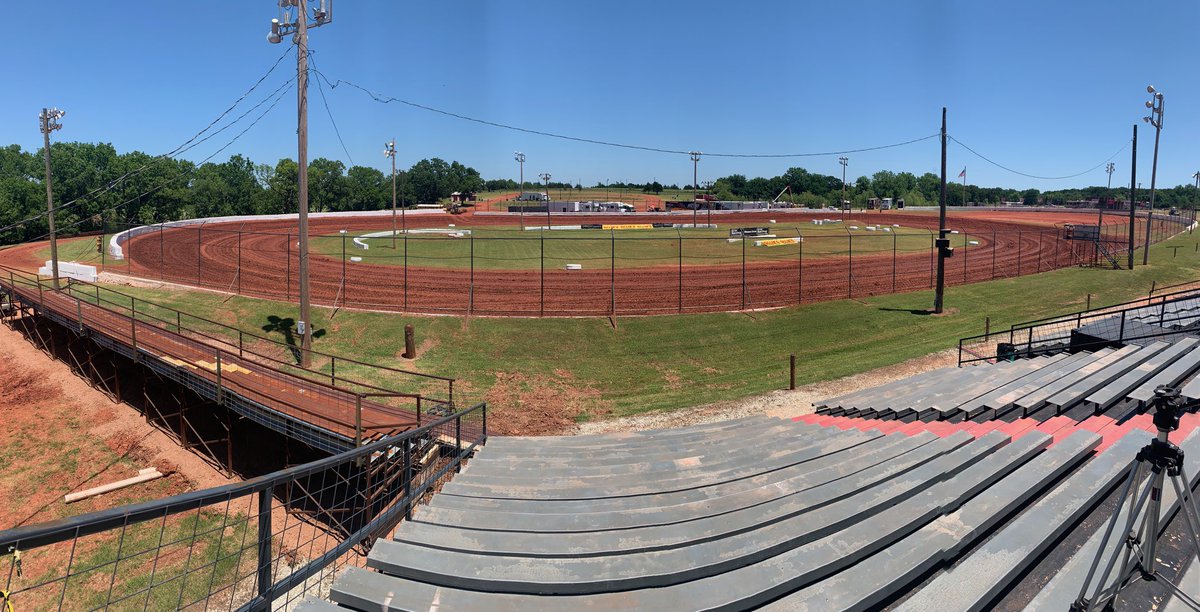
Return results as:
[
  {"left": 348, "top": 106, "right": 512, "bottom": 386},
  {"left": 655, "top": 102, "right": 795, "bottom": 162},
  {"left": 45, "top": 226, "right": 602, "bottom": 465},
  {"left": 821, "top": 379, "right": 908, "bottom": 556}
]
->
[{"left": 3, "top": 1, "right": 1198, "bottom": 191}]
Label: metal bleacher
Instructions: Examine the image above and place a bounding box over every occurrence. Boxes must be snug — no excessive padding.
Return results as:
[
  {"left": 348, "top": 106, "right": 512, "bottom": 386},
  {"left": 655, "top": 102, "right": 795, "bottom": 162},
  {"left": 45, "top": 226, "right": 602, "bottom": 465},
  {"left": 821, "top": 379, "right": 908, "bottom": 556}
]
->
[
  {"left": 290, "top": 416, "right": 1200, "bottom": 610},
  {"left": 288, "top": 292, "right": 1200, "bottom": 611}
]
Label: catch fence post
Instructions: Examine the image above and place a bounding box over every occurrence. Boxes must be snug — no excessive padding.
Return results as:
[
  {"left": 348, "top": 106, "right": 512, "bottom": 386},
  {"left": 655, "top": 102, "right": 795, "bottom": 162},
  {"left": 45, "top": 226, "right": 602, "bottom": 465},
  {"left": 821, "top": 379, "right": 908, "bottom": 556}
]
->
[
  {"left": 341, "top": 234, "right": 347, "bottom": 309},
  {"left": 286, "top": 232, "right": 291, "bottom": 301},
  {"left": 1053, "top": 231, "right": 1060, "bottom": 267},
  {"left": 540, "top": 232, "right": 545, "bottom": 317},
  {"left": 892, "top": 231, "right": 897, "bottom": 292},
  {"left": 847, "top": 232, "right": 853, "bottom": 298},
  {"left": 160, "top": 225, "right": 165, "bottom": 281},
  {"left": 237, "top": 229, "right": 243, "bottom": 294},
  {"left": 741, "top": 235, "right": 747, "bottom": 309},
  {"left": 992, "top": 230, "right": 997, "bottom": 279},
  {"left": 1036, "top": 231, "right": 1043, "bottom": 272},
  {"left": 196, "top": 225, "right": 202, "bottom": 286},
  {"left": 469, "top": 234, "right": 474, "bottom": 314},
  {"left": 928, "top": 232, "right": 935, "bottom": 288},
  {"left": 403, "top": 232, "right": 408, "bottom": 311},
  {"left": 962, "top": 230, "right": 967, "bottom": 284},
  {"left": 1017, "top": 230, "right": 1023, "bottom": 275},
  {"left": 677, "top": 231, "right": 682, "bottom": 313},
  {"left": 797, "top": 228, "right": 804, "bottom": 304},
  {"left": 610, "top": 231, "right": 616, "bottom": 316},
  {"left": 330, "top": 357, "right": 336, "bottom": 384}
]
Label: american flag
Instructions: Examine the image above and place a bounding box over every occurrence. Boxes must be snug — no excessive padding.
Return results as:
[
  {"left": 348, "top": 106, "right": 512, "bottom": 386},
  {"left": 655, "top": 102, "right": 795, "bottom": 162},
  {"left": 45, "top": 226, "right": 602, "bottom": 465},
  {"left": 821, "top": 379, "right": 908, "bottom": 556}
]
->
[{"left": 958, "top": 167, "right": 966, "bottom": 179}]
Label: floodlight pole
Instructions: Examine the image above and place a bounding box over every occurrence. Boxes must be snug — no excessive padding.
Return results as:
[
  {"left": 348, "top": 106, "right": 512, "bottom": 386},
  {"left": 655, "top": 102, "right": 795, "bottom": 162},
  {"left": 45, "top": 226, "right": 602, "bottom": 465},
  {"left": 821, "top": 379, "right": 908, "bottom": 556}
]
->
[
  {"left": 39, "top": 108, "right": 64, "bottom": 289},
  {"left": 1143, "top": 86, "right": 1164, "bottom": 266},
  {"left": 1101, "top": 162, "right": 1115, "bottom": 229},
  {"left": 515, "top": 151, "right": 525, "bottom": 229},
  {"left": 386, "top": 139, "right": 397, "bottom": 248},
  {"left": 268, "top": 0, "right": 332, "bottom": 368},
  {"left": 539, "top": 172, "right": 552, "bottom": 227},
  {"left": 933, "top": 107, "right": 948, "bottom": 314},
  {"left": 690, "top": 151, "right": 702, "bottom": 228},
  {"left": 1128, "top": 124, "right": 1138, "bottom": 270},
  {"left": 839, "top": 157, "right": 849, "bottom": 221}
]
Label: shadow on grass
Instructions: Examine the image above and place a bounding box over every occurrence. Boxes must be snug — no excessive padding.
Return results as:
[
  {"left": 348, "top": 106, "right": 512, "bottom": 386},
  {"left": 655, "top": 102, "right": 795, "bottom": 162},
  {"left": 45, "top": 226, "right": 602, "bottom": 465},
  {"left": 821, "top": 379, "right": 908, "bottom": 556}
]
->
[
  {"left": 877, "top": 307, "right": 936, "bottom": 316},
  {"left": 261, "top": 315, "right": 326, "bottom": 364}
]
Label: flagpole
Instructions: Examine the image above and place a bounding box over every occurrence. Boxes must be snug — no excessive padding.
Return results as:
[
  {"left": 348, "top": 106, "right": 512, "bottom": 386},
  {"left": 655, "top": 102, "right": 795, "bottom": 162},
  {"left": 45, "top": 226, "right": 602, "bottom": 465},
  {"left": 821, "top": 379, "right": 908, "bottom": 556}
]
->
[{"left": 962, "top": 168, "right": 966, "bottom": 206}]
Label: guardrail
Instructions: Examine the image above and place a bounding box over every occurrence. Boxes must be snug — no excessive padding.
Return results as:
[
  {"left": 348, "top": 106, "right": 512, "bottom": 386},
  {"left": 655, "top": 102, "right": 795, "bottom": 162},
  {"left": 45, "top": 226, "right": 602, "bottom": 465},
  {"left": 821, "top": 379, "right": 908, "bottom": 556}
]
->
[
  {"left": 0, "top": 266, "right": 455, "bottom": 449},
  {"left": 0, "top": 402, "right": 487, "bottom": 611},
  {"left": 957, "top": 285, "right": 1200, "bottom": 365}
]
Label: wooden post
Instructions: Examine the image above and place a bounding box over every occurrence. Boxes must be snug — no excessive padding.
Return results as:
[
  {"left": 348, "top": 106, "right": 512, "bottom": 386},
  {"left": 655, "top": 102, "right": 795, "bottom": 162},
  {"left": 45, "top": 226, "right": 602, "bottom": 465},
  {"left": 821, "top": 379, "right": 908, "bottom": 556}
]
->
[
  {"left": 789, "top": 354, "right": 796, "bottom": 390},
  {"left": 403, "top": 324, "right": 415, "bottom": 359}
]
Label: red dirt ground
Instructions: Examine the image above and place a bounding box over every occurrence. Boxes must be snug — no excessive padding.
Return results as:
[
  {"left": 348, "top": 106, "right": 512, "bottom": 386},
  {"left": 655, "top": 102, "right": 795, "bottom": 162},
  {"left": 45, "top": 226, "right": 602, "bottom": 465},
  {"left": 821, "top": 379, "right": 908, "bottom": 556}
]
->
[{"left": 0, "top": 209, "right": 1161, "bottom": 317}]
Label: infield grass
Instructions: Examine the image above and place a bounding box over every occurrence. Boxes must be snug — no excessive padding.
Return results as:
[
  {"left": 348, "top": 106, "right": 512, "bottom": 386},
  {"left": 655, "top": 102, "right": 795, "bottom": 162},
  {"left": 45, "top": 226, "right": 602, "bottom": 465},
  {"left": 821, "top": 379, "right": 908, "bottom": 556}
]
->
[
  {"left": 310, "top": 224, "right": 967, "bottom": 271},
  {"left": 79, "top": 227, "right": 1200, "bottom": 420}
]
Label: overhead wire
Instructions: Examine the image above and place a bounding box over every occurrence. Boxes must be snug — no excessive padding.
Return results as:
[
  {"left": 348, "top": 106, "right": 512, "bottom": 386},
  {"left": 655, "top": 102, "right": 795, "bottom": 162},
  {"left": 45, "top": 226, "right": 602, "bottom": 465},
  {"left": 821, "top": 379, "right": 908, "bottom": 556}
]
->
[
  {"left": 308, "top": 54, "right": 355, "bottom": 166},
  {"left": 0, "top": 44, "right": 297, "bottom": 237},
  {"left": 310, "top": 69, "right": 939, "bottom": 159},
  {"left": 949, "top": 135, "right": 1131, "bottom": 181}
]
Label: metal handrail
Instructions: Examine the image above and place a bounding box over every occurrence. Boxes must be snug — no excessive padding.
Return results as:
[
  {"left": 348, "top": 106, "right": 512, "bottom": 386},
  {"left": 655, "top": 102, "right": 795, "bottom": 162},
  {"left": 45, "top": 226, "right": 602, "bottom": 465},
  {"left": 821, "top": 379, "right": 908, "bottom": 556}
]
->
[{"left": 2, "top": 269, "right": 421, "bottom": 438}]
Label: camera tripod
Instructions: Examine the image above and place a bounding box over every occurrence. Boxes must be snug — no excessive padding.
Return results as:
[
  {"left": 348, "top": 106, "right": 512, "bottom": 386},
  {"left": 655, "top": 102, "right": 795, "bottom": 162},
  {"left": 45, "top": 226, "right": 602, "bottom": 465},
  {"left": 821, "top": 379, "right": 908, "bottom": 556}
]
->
[{"left": 1072, "top": 385, "right": 1200, "bottom": 611}]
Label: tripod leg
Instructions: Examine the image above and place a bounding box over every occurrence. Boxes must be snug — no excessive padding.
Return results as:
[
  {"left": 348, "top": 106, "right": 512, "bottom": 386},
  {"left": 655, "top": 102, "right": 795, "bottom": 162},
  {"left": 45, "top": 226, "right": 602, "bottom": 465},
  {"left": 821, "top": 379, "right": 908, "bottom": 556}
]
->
[
  {"left": 1167, "top": 467, "right": 1200, "bottom": 561},
  {"left": 1139, "top": 469, "right": 1167, "bottom": 577},
  {"left": 1080, "top": 460, "right": 1149, "bottom": 609}
]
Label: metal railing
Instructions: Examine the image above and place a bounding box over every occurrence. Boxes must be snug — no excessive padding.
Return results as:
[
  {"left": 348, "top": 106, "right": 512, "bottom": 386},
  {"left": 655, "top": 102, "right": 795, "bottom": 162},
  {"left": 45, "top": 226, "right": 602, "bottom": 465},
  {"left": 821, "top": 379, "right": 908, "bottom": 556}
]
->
[
  {"left": 0, "top": 266, "right": 455, "bottom": 449},
  {"left": 958, "top": 285, "right": 1200, "bottom": 365},
  {"left": 0, "top": 402, "right": 487, "bottom": 611}
]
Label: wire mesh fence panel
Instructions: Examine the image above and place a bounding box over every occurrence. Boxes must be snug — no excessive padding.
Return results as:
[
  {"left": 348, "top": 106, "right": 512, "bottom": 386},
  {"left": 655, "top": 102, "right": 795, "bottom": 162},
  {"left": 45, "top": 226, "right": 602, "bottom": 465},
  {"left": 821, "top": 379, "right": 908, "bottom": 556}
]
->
[
  {"left": 543, "top": 235, "right": 615, "bottom": 316},
  {"left": 846, "top": 230, "right": 895, "bottom": 298},
  {"left": 797, "top": 235, "right": 852, "bottom": 302},
  {"left": 679, "top": 236, "right": 743, "bottom": 313},
  {"left": 468, "top": 236, "right": 539, "bottom": 315},
  {"left": 743, "top": 228, "right": 803, "bottom": 309},
  {"left": 607, "top": 233, "right": 680, "bottom": 315}
]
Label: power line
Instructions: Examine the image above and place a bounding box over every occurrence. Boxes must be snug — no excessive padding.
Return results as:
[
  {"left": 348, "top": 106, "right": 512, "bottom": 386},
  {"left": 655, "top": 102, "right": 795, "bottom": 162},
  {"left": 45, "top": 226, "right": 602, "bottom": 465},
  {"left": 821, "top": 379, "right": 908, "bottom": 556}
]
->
[
  {"left": 0, "top": 43, "right": 296, "bottom": 236},
  {"left": 949, "top": 135, "right": 1131, "bottom": 181},
  {"left": 309, "top": 55, "right": 355, "bottom": 166},
  {"left": 310, "top": 70, "right": 939, "bottom": 159},
  {"left": 0, "top": 79, "right": 296, "bottom": 239}
]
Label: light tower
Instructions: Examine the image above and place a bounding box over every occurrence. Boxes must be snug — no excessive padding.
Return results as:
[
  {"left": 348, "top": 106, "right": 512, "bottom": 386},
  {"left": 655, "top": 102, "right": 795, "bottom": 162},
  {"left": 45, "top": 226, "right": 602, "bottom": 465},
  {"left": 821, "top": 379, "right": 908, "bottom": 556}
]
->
[
  {"left": 539, "top": 172, "right": 552, "bottom": 227},
  {"left": 384, "top": 139, "right": 399, "bottom": 248},
  {"left": 689, "top": 151, "right": 702, "bottom": 228},
  {"left": 39, "top": 107, "right": 65, "bottom": 289},
  {"left": 267, "top": 0, "right": 333, "bottom": 368},
  {"left": 1142, "top": 85, "right": 1164, "bottom": 265},
  {"left": 515, "top": 151, "right": 526, "bottom": 228},
  {"left": 838, "top": 156, "right": 849, "bottom": 221}
]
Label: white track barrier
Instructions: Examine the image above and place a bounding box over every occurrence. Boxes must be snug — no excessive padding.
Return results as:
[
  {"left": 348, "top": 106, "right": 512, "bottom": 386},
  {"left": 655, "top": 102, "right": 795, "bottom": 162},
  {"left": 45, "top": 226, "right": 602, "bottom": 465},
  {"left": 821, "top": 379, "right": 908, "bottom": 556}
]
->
[{"left": 108, "top": 210, "right": 447, "bottom": 260}]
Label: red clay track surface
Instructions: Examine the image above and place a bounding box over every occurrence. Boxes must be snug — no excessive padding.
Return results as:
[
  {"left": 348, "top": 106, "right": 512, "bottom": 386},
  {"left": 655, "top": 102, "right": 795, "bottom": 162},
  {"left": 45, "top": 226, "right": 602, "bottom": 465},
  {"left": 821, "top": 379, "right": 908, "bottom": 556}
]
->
[{"left": 0, "top": 210, "right": 1169, "bottom": 317}]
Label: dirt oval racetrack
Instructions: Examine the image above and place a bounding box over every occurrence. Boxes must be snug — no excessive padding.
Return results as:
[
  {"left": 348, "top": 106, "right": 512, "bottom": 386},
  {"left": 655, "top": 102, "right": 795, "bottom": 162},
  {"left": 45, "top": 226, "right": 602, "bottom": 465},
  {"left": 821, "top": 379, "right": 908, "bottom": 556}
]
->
[{"left": 4, "top": 209, "right": 1156, "bottom": 317}]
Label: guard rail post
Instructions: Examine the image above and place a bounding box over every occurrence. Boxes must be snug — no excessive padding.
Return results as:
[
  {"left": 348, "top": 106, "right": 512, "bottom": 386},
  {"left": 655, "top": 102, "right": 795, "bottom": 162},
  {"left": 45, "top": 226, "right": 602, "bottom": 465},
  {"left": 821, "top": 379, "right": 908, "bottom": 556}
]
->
[
  {"left": 256, "top": 488, "right": 273, "bottom": 604},
  {"left": 455, "top": 414, "right": 462, "bottom": 473},
  {"left": 354, "top": 395, "right": 363, "bottom": 449},
  {"left": 402, "top": 437, "right": 413, "bottom": 520}
]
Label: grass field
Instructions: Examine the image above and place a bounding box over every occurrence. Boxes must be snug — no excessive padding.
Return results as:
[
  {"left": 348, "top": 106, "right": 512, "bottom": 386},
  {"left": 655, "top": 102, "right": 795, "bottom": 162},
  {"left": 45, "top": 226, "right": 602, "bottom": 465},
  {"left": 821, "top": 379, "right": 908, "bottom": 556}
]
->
[
  {"left": 309, "top": 224, "right": 966, "bottom": 270},
  {"left": 72, "top": 227, "right": 1200, "bottom": 422}
]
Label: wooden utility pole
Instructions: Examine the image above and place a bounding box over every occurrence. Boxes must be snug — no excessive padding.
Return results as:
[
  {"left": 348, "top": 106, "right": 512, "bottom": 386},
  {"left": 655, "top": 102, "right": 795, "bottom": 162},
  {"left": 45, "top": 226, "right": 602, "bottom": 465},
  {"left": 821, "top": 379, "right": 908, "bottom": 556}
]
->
[
  {"left": 1128, "top": 124, "right": 1138, "bottom": 270},
  {"left": 934, "top": 107, "right": 948, "bottom": 313},
  {"left": 40, "top": 108, "right": 65, "bottom": 289}
]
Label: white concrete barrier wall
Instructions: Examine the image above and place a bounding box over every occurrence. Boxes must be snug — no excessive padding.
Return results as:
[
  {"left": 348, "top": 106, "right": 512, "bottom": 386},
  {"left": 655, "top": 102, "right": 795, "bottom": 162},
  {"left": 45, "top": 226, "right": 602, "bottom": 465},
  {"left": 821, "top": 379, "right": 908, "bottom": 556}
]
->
[{"left": 108, "top": 209, "right": 447, "bottom": 260}]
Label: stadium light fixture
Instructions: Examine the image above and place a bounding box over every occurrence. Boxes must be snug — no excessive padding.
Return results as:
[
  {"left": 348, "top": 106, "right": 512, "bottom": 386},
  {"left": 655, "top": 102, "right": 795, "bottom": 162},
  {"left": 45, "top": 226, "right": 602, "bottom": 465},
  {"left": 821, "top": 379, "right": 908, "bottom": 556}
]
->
[
  {"left": 39, "top": 107, "right": 66, "bottom": 289},
  {"left": 838, "top": 156, "right": 849, "bottom": 221},
  {"left": 265, "top": 0, "right": 333, "bottom": 368},
  {"left": 515, "top": 151, "right": 526, "bottom": 227},
  {"left": 689, "top": 151, "right": 702, "bottom": 228},
  {"left": 1141, "top": 85, "right": 1164, "bottom": 265}
]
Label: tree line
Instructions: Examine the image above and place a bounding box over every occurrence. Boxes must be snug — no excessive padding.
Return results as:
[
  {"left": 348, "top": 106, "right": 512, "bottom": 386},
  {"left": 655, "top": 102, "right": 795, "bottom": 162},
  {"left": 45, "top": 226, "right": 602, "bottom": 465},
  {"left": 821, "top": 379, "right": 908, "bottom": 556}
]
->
[
  {"left": 0, "top": 142, "right": 487, "bottom": 243},
  {"left": 2, "top": 141, "right": 1197, "bottom": 245}
]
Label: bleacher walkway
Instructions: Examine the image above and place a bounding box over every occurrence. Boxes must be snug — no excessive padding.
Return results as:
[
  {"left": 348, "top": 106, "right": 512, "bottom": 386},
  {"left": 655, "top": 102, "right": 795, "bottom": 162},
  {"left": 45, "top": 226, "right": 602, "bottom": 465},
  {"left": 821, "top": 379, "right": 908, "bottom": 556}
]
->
[{"left": 296, "top": 386, "right": 1200, "bottom": 610}]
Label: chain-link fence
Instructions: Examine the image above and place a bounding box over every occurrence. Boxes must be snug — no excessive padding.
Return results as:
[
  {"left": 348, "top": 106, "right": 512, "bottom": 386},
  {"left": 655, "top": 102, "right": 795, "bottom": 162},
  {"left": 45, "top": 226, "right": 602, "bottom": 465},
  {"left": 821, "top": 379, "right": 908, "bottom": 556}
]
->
[{"left": 45, "top": 211, "right": 1197, "bottom": 317}]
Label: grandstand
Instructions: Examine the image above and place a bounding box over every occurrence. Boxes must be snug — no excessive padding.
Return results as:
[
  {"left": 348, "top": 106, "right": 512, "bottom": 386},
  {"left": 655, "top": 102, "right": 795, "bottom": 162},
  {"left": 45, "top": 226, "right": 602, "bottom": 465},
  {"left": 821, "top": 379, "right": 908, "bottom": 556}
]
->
[{"left": 288, "top": 288, "right": 1200, "bottom": 610}]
